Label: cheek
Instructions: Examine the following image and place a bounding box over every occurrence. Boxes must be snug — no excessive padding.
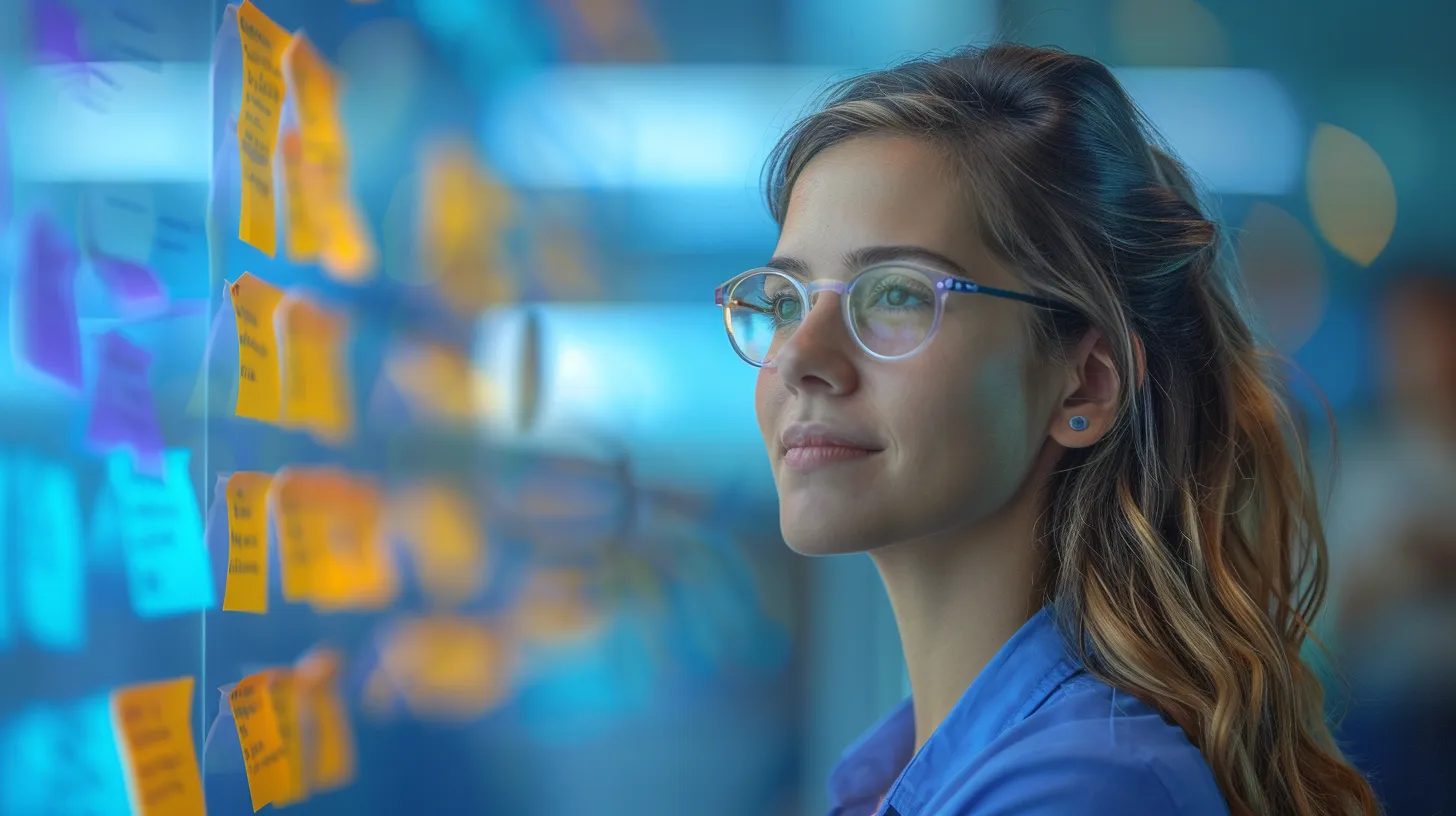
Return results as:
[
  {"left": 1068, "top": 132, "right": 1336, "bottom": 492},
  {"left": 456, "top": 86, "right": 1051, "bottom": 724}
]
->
[{"left": 755, "top": 367, "right": 783, "bottom": 443}]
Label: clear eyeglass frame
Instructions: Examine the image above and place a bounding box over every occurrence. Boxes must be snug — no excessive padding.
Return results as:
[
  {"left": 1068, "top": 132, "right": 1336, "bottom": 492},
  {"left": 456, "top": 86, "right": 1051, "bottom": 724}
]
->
[{"left": 713, "top": 261, "right": 1061, "bottom": 367}]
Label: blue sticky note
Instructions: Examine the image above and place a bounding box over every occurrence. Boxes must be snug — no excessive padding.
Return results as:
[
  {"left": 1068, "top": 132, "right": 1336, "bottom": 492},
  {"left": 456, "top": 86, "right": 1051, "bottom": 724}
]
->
[
  {"left": 106, "top": 449, "right": 216, "bottom": 617},
  {"left": 13, "top": 454, "right": 86, "bottom": 650},
  {"left": 0, "top": 697, "right": 130, "bottom": 816}
]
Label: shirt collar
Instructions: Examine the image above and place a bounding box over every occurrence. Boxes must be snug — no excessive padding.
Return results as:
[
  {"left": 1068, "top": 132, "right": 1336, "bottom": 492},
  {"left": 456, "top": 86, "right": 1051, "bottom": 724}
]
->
[{"left": 827, "top": 605, "right": 1083, "bottom": 814}]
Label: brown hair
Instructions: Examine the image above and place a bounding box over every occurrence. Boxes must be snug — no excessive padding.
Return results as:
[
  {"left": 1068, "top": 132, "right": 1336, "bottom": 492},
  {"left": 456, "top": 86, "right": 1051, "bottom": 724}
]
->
[{"left": 766, "top": 44, "right": 1378, "bottom": 816}]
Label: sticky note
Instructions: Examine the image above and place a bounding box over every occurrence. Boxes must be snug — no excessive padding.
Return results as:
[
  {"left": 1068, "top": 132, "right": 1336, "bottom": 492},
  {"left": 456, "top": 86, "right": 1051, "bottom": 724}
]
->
[
  {"left": 106, "top": 449, "right": 217, "bottom": 618},
  {"left": 229, "top": 670, "right": 290, "bottom": 811},
  {"left": 420, "top": 140, "right": 515, "bottom": 313},
  {"left": 111, "top": 676, "right": 206, "bottom": 816},
  {"left": 308, "top": 473, "right": 396, "bottom": 611},
  {"left": 384, "top": 340, "right": 477, "bottom": 423},
  {"left": 277, "top": 295, "right": 354, "bottom": 444},
  {"left": 270, "top": 469, "right": 324, "bottom": 602},
  {"left": 223, "top": 471, "right": 273, "bottom": 613},
  {"left": 32, "top": 0, "right": 87, "bottom": 64},
  {"left": 372, "top": 616, "right": 510, "bottom": 721},
  {"left": 269, "top": 671, "right": 308, "bottom": 806},
  {"left": 92, "top": 255, "right": 168, "bottom": 315},
  {"left": 14, "top": 454, "right": 85, "bottom": 650},
  {"left": 79, "top": 186, "right": 157, "bottom": 265},
  {"left": 1, "top": 697, "right": 131, "bottom": 816},
  {"left": 295, "top": 649, "right": 355, "bottom": 791},
  {"left": 15, "top": 211, "right": 83, "bottom": 390},
  {"left": 235, "top": 0, "right": 290, "bottom": 256},
  {"left": 281, "top": 33, "right": 376, "bottom": 282},
  {"left": 230, "top": 271, "right": 285, "bottom": 421},
  {"left": 280, "top": 128, "right": 320, "bottom": 262},
  {"left": 85, "top": 331, "right": 166, "bottom": 478},
  {"left": 389, "top": 482, "right": 486, "bottom": 608}
]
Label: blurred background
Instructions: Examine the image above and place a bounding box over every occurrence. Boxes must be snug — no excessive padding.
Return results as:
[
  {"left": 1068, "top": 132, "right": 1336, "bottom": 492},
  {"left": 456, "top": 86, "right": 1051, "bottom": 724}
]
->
[{"left": 0, "top": 0, "right": 1452, "bottom": 814}]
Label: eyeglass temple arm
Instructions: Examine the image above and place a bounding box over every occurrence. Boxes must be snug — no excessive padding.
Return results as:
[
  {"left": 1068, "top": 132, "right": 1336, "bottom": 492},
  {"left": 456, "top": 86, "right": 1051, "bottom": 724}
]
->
[
  {"left": 940, "top": 277, "right": 1064, "bottom": 310},
  {"left": 714, "top": 287, "right": 774, "bottom": 315}
]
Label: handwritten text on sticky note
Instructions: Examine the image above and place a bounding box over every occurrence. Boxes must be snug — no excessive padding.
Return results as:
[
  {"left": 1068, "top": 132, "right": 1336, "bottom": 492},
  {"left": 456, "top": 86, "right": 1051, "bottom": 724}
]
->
[
  {"left": 236, "top": 0, "right": 290, "bottom": 256},
  {"left": 223, "top": 471, "right": 273, "bottom": 613},
  {"left": 231, "top": 271, "right": 285, "bottom": 421},
  {"left": 111, "top": 676, "right": 206, "bottom": 816},
  {"left": 229, "top": 671, "right": 290, "bottom": 811}
]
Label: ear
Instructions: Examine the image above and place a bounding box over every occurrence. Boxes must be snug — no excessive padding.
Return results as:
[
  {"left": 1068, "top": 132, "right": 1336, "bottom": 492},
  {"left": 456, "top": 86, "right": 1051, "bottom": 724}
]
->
[{"left": 1048, "top": 329, "right": 1123, "bottom": 449}]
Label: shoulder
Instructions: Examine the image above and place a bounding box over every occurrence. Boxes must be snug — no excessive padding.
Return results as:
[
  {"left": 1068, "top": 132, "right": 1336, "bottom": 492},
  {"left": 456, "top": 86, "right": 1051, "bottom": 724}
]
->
[{"left": 925, "top": 675, "right": 1229, "bottom": 815}]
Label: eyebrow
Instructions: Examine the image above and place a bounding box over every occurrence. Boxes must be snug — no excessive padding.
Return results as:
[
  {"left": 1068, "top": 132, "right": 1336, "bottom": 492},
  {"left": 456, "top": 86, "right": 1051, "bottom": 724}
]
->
[{"left": 764, "top": 245, "right": 971, "bottom": 279}]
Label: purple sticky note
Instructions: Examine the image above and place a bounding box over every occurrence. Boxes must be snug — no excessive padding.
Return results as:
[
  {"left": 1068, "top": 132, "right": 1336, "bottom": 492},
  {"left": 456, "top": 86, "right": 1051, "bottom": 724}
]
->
[
  {"left": 90, "top": 254, "right": 168, "bottom": 315},
  {"left": 14, "top": 213, "right": 83, "bottom": 390},
  {"left": 85, "top": 331, "right": 164, "bottom": 477},
  {"left": 32, "top": 0, "right": 86, "bottom": 64}
]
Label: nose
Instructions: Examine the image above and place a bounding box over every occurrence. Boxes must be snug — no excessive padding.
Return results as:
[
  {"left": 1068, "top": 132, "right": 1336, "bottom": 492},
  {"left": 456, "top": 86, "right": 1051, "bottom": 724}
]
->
[{"left": 772, "top": 292, "right": 860, "bottom": 396}]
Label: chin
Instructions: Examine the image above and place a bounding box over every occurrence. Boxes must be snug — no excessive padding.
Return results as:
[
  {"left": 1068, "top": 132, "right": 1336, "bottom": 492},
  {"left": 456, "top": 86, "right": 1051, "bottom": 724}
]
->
[{"left": 778, "top": 511, "right": 881, "bottom": 556}]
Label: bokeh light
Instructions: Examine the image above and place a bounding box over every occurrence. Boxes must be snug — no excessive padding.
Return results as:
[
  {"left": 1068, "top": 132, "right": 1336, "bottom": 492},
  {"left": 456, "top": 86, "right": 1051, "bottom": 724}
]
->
[{"left": 1306, "top": 123, "right": 1398, "bottom": 267}]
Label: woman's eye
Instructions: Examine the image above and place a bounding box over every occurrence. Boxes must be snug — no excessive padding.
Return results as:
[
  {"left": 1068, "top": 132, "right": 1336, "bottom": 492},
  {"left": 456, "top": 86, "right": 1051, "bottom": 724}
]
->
[
  {"left": 771, "top": 295, "right": 802, "bottom": 321},
  {"left": 873, "top": 284, "right": 927, "bottom": 309}
]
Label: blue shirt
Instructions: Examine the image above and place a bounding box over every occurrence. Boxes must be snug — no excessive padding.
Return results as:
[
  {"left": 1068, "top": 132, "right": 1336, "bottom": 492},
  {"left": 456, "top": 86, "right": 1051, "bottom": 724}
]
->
[{"left": 827, "top": 607, "right": 1230, "bottom": 815}]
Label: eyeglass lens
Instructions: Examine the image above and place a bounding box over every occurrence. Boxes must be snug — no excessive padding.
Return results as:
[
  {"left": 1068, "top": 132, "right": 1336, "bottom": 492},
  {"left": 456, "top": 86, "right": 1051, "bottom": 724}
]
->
[{"left": 725, "top": 266, "right": 938, "bottom": 364}]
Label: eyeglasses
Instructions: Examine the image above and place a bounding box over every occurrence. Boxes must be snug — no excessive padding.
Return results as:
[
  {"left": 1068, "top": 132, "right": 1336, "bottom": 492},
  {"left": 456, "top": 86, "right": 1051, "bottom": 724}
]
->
[{"left": 713, "top": 262, "right": 1062, "bottom": 367}]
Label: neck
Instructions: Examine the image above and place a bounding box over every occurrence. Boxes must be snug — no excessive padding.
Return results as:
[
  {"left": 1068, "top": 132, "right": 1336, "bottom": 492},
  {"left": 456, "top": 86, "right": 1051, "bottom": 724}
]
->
[{"left": 870, "top": 466, "right": 1048, "bottom": 751}]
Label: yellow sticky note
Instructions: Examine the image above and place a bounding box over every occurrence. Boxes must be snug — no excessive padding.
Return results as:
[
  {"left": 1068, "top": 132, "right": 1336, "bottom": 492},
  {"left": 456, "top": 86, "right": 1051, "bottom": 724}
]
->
[
  {"left": 231, "top": 272, "right": 286, "bottom": 421},
  {"left": 420, "top": 140, "right": 515, "bottom": 313},
  {"left": 390, "top": 482, "right": 486, "bottom": 608},
  {"left": 296, "top": 649, "right": 356, "bottom": 791},
  {"left": 269, "top": 671, "right": 309, "bottom": 807},
  {"left": 277, "top": 295, "right": 354, "bottom": 445},
  {"left": 223, "top": 471, "right": 273, "bottom": 613},
  {"left": 281, "top": 129, "right": 320, "bottom": 262},
  {"left": 282, "top": 34, "right": 376, "bottom": 283},
  {"left": 236, "top": 1, "right": 291, "bottom": 257},
  {"left": 270, "top": 469, "right": 324, "bottom": 602},
  {"left": 111, "top": 677, "right": 206, "bottom": 816},
  {"left": 229, "top": 671, "right": 290, "bottom": 812}
]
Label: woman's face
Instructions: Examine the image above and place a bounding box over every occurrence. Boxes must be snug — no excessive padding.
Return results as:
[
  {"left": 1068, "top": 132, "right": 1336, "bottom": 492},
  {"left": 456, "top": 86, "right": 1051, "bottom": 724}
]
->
[{"left": 755, "top": 136, "right": 1067, "bottom": 555}]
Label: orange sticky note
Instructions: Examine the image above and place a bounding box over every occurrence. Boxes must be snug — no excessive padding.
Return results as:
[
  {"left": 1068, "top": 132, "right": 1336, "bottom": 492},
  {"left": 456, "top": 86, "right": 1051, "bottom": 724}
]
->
[
  {"left": 420, "top": 140, "right": 515, "bottom": 313},
  {"left": 270, "top": 469, "right": 324, "bottom": 602},
  {"left": 230, "top": 272, "right": 286, "bottom": 421},
  {"left": 373, "top": 616, "right": 511, "bottom": 721},
  {"left": 223, "top": 471, "right": 273, "bottom": 613},
  {"left": 111, "top": 676, "right": 206, "bottom": 816},
  {"left": 309, "top": 473, "right": 396, "bottom": 611},
  {"left": 269, "top": 671, "right": 309, "bottom": 806},
  {"left": 296, "top": 649, "right": 356, "bottom": 792},
  {"left": 389, "top": 482, "right": 486, "bottom": 608},
  {"left": 282, "top": 34, "right": 376, "bottom": 283},
  {"left": 384, "top": 340, "right": 477, "bottom": 423},
  {"left": 229, "top": 671, "right": 290, "bottom": 812},
  {"left": 277, "top": 295, "right": 353, "bottom": 445},
  {"left": 236, "top": 1, "right": 290, "bottom": 257},
  {"left": 281, "top": 129, "right": 320, "bottom": 262}
]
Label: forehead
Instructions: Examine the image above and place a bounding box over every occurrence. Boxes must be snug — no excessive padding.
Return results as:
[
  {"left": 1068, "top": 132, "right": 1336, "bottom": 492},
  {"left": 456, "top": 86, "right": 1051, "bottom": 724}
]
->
[{"left": 776, "top": 135, "right": 1001, "bottom": 279}]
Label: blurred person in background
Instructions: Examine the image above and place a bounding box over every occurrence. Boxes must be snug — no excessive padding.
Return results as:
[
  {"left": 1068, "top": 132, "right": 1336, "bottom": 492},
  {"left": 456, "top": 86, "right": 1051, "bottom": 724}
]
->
[
  {"left": 716, "top": 44, "right": 1379, "bottom": 814},
  {"left": 1326, "top": 267, "right": 1456, "bottom": 815}
]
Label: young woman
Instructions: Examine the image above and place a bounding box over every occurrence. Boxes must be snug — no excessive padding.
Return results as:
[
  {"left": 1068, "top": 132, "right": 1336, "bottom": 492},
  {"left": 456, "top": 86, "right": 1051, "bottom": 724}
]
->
[{"left": 714, "top": 44, "right": 1380, "bottom": 815}]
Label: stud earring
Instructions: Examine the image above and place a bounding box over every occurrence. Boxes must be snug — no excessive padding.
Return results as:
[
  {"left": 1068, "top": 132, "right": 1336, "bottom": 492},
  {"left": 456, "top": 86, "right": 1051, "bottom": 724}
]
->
[{"left": 1069, "top": 415, "right": 1089, "bottom": 432}]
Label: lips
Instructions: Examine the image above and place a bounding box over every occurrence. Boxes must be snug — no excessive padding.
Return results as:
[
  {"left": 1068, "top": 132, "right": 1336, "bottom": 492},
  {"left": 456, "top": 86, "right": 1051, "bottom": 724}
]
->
[{"left": 779, "top": 423, "right": 883, "bottom": 472}]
